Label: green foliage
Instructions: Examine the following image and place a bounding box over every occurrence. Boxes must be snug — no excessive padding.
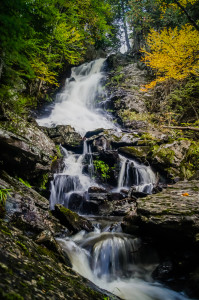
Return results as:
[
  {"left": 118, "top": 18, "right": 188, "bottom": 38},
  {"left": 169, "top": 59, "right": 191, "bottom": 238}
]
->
[
  {"left": 18, "top": 178, "right": 32, "bottom": 188},
  {"left": 0, "top": 0, "right": 115, "bottom": 113},
  {"left": 55, "top": 145, "right": 63, "bottom": 158},
  {"left": 93, "top": 160, "right": 110, "bottom": 180},
  {"left": 167, "top": 77, "right": 199, "bottom": 123},
  {"left": 0, "top": 188, "right": 11, "bottom": 207},
  {"left": 40, "top": 174, "right": 49, "bottom": 190},
  {"left": 120, "top": 110, "right": 153, "bottom": 122}
]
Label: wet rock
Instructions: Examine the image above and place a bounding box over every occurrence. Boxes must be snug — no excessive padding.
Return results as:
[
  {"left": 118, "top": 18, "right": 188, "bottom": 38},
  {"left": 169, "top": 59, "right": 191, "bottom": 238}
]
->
[
  {"left": 85, "top": 128, "right": 104, "bottom": 138},
  {"left": 88, "top": 186, "right": 107, "bottom": 193},
  {"left": 128, "top": 187, "right": 148, "bottom": 199},
  {"left": 0, "top": 220, "right": 114, "bottom": 300},
  {"left": 0, "top": 123, "right": 56, "bottom": 183},
  {"left": 53, "top": 204, "right": 94, "bottom": 233},
  {"left": 107, "top": 192, "right": 125, "bottom": 201},
  {"left": 119, "top": 146, "right": 150, "bottom": 163},
  {"left": 35, "top": 230, "right": 68, "bottom": 264},
  {"left": 110, "top": 198, "right": 137, "bottom": 216},
  {"left": 122, "top": 180, "right": 199, "bottom": 242},
  {"left": 82, "top": 200, "right": 100, "bottom": 215},
  {"left": 43, "top": 125, "right": 83, "bottom": 151},
  {"left": 152, "top": 261, "right": 174, "bottom": 281},
  {"left": 0, "top": 174, "right": 64, "bottom": 234},
  {"left": 68, "top": 193, "right": 84, "bottom": 211},
  {"left": 88, "top": 193, "right": 108, "bottom": 203}
]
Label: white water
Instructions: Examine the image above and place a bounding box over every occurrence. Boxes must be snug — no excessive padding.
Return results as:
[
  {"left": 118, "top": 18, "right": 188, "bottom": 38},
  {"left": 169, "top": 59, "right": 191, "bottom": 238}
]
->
[
  {"left": 50, "top": 144, "right": 96, "bottom": 210},
  {"left": 118, "top": 155, "right": 156, "bottom": 194},
  {"left": 36, "top": 58, "right": 116, "bottom": 136},
  {"left": 40, "top": 58, "right": 192, "bottom": 300},
  {"left": 57, "top": 231, "right": 189, "bottom": 300}
]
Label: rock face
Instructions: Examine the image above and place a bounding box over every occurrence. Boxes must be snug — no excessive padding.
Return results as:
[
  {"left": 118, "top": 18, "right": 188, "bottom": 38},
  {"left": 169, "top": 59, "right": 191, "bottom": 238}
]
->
[
  {"left": 106, "top": 60, "right": 154, "bottom": 129},
  {"left": 0, "top": 121, "right": 56, "bottom": 184},
  {"left": 122, "top": 180, "right": 199, "bottom": 242},
  {"left": 0, "top": 173, "right": 117, "bottom": 300},
  {"left": 43, "top": 125, "right": 83, "bottom": 151}
]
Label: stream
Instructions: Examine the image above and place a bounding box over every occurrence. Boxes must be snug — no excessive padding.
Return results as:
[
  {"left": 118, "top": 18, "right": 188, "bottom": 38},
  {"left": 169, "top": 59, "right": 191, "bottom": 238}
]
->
[{"left": 37, "top": 58, "right": 192, "bottom": 300}]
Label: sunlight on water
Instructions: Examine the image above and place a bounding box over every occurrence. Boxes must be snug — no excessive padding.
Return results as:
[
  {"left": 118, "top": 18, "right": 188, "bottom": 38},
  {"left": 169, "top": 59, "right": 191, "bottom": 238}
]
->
[{"left": 36, "top": 58, "right": 116, "bottom": 136}]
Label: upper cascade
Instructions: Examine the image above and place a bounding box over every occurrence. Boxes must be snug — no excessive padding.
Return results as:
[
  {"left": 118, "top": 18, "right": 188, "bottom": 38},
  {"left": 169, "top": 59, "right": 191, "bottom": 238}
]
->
[{"left": 36, "top": 58, "right": 116, "bottom": 136}]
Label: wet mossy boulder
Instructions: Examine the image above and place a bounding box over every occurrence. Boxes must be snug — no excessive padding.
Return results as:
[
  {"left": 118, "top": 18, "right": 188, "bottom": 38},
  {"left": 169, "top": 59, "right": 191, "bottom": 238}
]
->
[
  {"left": 118, "top": 146, "right": 151, "bottom": 163},
  {"left": 53, "top": 204, "right": 94, "bottom": 233},
  {"left": 43, "top": 125, "right": 83, "bottom": 151}
]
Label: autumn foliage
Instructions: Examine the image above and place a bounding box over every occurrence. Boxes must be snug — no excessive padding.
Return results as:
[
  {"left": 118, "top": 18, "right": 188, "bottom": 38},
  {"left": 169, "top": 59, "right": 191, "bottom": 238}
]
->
[{"left": 141, "top": 24, "right": 199, "bottom": 90}]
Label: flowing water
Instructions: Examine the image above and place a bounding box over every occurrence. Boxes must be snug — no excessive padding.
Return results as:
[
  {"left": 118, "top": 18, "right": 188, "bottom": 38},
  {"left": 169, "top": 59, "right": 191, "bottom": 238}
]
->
[
  {"left": 38, "top": 58, "right": 192, "bottom": 299},
  {"left": 36, "top": 58, "right": 116, "bottom": 136},
  {"left": 117, "top": 155, "right": 156, "bottom": 194}
]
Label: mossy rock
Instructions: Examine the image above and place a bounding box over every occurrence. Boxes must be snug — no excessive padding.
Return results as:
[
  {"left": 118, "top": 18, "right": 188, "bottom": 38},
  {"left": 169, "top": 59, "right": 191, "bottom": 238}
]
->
[
  {"left": 53, "top": 204, "right": 94, "bottom": 233},
  {"left": 118, "top": 146, "right": 151, "bottom": 162}
]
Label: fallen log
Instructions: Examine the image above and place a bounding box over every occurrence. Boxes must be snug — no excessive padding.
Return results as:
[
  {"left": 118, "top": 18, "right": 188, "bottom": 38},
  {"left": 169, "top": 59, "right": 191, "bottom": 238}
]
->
[{"left": 163, "top": 126, "right": 199, "bottom": 132}]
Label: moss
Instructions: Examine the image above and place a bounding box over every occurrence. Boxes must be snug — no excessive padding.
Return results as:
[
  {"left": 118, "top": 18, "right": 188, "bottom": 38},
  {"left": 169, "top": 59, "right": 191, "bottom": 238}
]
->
[
  {"left": 152, "top": 146, "right": 175, "bottom": 165},
  {"left": 0, "top": 290, "right": 24, "bottom": 300},
  {"left": 37, "top": 245, "right": 56, "bottom": 260},
  {"left": 119, "top": 146, "right": 150, "bottom": 160},
  {"left": 39, "top": 173, "right": 49, "bottom": 190},
  {"left": 55, "top": 145, "right": 63, "bottom": 158},
  {"left": 16, "top": 241, "right": 30, "bottom": 257}
]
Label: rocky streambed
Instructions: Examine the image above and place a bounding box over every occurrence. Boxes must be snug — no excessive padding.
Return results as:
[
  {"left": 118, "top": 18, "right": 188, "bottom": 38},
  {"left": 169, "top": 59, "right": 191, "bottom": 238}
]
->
[{"left": 0, "top": 55, "right": 199, "bottom": 299}]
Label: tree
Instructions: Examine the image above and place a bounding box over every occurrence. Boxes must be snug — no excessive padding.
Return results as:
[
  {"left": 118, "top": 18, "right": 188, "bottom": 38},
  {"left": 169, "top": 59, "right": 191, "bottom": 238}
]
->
[{"left": 141, "top": 24, "right": 199, "bottom": 90}]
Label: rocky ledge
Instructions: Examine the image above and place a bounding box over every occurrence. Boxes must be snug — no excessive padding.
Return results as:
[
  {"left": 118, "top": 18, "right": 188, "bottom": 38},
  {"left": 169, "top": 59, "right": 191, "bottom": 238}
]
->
[
  {"left": 122, "top": 180, "right": 199, "bottom": 243},
  {"left": 0, "top": 172, "right": 119, "bottom": 300}
]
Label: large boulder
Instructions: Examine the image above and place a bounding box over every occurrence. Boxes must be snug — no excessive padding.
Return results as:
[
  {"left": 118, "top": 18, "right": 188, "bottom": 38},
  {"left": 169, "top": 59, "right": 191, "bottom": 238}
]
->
[
  {"left": 85, "top": 129, "right": 140, "bottom": 151},
  {"left": 122, "top": 180, "right": 199, "bottom": 243},
  {"left": 0, "top": 121, "right": 56, "bottom": 184},
  {"left": 43, "top": 125, "right": 83, "bottom": 151}
]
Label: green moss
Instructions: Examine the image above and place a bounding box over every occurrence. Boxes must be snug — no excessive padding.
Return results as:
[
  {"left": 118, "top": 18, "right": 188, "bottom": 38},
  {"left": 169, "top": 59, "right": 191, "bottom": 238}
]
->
[
  {"left": 40, "top": 173, "right": 49, "bottom": 190},
  {"left": 16, "top": 241, "right": 30, "bottom": 257},
  {"left": 0, "top": 289, "right": 24, "bottom": 300},
  {"left": 152, "top": 146, "right": 175, "bottom": 165},
  {"left": 37, "top": 245, "right": 56, "bottom": 260},
  {"left": 55, "top": 145, "right": 63, "bottom": 158},
  {"left": 120, "top": 146, "right": 150, "bottom": 160},
  {"left": 18, "top": 178, "right": 32, "bottom": 188}
]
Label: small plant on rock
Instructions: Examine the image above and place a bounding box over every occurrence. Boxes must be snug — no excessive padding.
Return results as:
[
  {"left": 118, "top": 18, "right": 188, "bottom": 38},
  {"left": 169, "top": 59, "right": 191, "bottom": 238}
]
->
[{"left": 93, "top": 160, "right": 110, "bottom": 181}]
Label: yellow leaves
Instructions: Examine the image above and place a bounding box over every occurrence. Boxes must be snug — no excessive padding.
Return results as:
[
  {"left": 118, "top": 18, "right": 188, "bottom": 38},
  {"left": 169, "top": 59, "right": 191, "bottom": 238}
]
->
[
  {"left": 141, "top": 24, "right": 199, "bottom": 90},
  {"left": 31, "top": 60, "right": 58, "bottom": 86}
]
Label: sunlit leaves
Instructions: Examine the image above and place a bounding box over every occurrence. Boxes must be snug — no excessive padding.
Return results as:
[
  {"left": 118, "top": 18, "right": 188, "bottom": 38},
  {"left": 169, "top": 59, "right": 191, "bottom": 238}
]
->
[{"left": 141, "top": 24, "right": 199, "bottom": 90}]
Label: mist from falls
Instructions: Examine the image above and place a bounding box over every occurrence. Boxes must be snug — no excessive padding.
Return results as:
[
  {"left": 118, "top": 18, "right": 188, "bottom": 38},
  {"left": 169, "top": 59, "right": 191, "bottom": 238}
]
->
[{"left": 36, "top": 58, "right": 116, "bottom": 136}]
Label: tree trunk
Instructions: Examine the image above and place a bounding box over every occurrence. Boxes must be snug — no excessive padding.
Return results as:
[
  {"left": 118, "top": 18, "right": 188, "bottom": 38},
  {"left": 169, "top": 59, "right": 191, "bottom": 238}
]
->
[
  {"left": 163, "top": 125, "right": 199, "bottom": 132},
  {"left": 121, "top": 0, "right": 131, "bottom": 52}
]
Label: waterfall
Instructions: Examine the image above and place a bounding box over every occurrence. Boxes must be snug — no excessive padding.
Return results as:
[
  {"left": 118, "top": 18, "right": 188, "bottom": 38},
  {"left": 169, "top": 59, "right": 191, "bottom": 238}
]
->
[
  {"left": 57, "top": 230, "right": 189, "bottom": 300},
  {"left": 36, "top": 58, "right": 116, "bottom": 136},
  {"left": 37, "top": 58, "right": 191, "bottom": 300},
  {"left": 50, "top": 143, "right": 97, "bottom": 210},
  {"left": 118, "top": 155, "right": 156, "bottom": 194}
]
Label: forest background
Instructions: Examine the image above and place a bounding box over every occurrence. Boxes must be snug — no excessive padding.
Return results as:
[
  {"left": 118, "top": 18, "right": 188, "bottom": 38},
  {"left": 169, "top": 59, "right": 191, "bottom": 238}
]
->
[{"left": 0, "top": 0, "right": 198, "bottom": 125}]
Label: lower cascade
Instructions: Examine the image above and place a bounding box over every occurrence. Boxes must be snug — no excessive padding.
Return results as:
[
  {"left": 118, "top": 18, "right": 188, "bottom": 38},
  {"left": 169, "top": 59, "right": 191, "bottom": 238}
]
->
[
  {"left": 57, "top": 229, "right": 189, "bottom": 300},
  {"left": 38, "top": 58, "right": 193, "bottom": 299}
]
